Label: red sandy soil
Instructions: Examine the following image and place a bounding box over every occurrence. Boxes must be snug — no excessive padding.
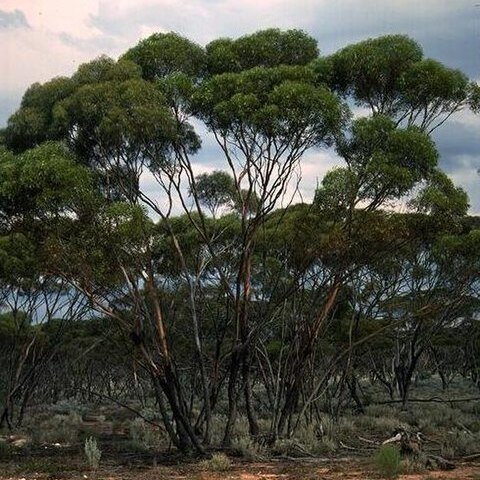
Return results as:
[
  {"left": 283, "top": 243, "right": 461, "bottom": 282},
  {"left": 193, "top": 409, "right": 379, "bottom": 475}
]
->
[{"left": 1, "top": 459, "right": 479, "bottom": 480}]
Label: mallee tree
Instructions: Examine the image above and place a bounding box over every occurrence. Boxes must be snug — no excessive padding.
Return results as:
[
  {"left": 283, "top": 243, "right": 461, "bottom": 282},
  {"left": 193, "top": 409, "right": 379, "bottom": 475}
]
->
[{"left": 0, "top": 29, "right": 479, "bottom": 453}]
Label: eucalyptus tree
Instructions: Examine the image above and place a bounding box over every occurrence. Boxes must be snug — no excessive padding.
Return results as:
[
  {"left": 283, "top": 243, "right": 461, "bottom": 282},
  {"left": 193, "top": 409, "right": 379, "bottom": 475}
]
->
[
  {"left": 191, "top": 33, "right": 347, "bottom": 443},
  {"left": 368, "top": 208, "right": 479, "bottom": 406},
  {"left": 277, "top": 35, "right": 480, "bottom": 435},
  {"left": 2, "top": 28, "right": 479, "bottom": 451},
  {"left": 124, "top": 29, "right": 347, "bottom": 444},
  {"left": 272, "top": 116, "right": 440, "bottom": 435},
  {"left": 0, "top": 143, "right": 91, "bottom": 429},
  {"left": 2, "top": 52, "right": 208, "bottom": 449},
  {"left": 312, "top": 34, "right": 480, "bottom": 132},
  {"left": 187, "top": 171, "right": 234, "bottom": 219}
]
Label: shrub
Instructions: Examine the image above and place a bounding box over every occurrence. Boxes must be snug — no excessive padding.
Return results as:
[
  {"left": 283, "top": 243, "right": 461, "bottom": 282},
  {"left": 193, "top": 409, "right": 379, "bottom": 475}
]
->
[
  {"left": 199, "top": 452, "right": 231, "bottom": 471},
  {"left": 139, "top": 406, "right": 162, "bottom": 422},
  {"left": 34, "top": 412, "right": 83, "bottom": 445},
  {"left": 271, "top": 438, "right": 301, "bottom": 457},
  {"left": 294, "top": 418, "right": 338, "bottom": 455},
  {"left": 84, "top": 436, "right": 101, "bottom": 470},
  {"left": 357, "top": 411, "right": 405, "bottom": 433},
  {"left": 128, "top": 417, "right": 164, "bottom": 450},
  {"left": 400, "top": 455, "right": 427, "bottom": 474},
  {"left": 209, "top": 414, "right": 227, "bottom": 446},
  {"left": 17, "top": 457, "right": 64, "bottom": 474},
  {"left": 441, "top": 429, "right": 480, "bottom": 458},
  {"left": 232, "top": 436, "right": 267, "bottom": 460},
  {"left": 337, "top": 416, "right": 357, "bottom": 436},
  {"left": 51, "top": 399, "right": 86, "bottom": 416},
  {"left": 295, "top": 422, "right": 318, "bottom": 452},
  {"left": 373, "top": 444, "right": 401, "bottom": 478},
  {"left": 232, "top": 415, "right": 250, "bottom": 439}
]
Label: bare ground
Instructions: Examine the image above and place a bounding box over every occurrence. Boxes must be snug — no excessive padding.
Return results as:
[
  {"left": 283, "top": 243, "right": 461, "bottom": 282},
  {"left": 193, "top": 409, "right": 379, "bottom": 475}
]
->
[{"left": 1, "top": 457, "right": 479, "bottom": 480}]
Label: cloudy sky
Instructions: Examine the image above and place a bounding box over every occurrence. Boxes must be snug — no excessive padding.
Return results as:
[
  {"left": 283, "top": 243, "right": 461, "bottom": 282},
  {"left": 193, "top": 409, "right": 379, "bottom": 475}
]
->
[{"left": 1, "top": 0, "right": 479, "bottom": 212}]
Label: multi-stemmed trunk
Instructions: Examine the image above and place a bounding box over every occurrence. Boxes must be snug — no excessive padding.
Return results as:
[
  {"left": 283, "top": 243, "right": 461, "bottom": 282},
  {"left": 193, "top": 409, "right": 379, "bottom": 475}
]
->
[
  {"left": 276, "top": 281, "right": 341, "bottom": 436},
  {"left": 222, "top": 239, "right": 259, "bottom": 446}
]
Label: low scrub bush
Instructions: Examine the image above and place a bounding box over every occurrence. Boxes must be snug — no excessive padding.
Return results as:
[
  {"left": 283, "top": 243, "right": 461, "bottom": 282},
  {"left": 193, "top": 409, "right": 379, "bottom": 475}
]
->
[
  {"left": 233, "top": 436, "right": 267, "bottom": 460},
  {"left": 209, "top": 414, "right": 228, "bottom": 446},
  {"left": 441, "top": 429, "right": 480, "bottom": 458},
  {"left": 199, "top": 452, "right": 231, "bottom": 471},
  {"left": 84, "top": 436, "right": 101, "bottom": 470},
  {"left": 400, "top": 455, "right": 427, "bottom": 474},
  {"left": 34, "top": 412, "right": 83, "bottom": 445},
  {"left": 51, "top": 399, "right": 86, "bottom": 416},
  {"left": 128, "top": 417, "right": 165, "bottom": 450},
  {"left": 373, "top": 444, "right": 401, "bottom": 478}
]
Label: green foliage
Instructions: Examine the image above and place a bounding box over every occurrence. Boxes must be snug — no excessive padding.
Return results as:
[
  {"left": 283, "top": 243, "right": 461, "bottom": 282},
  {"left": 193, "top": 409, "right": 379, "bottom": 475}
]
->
[
  {"left": 410, "top": 169, "right": 469, "bottom": 223},
  {"left": 343, "top": 115, "right": 437, "bottom": 196},
  {"left": 232, "top": 436, "right": 267, "bottom": 460},
  {"left": 0, "top": 310, "right": 38, "bottom": 348},
  {"left": 313, "top": 168, "right": 356, "bottom": 218},
  {"left": 316, "top": 115, "right": 438, "bottom": 214},
  {"left": 192, "top": 170, "right": 235, "bottom": 215},
  {"left": 206, "top": 28, "right": 318, "bottom": 74},
  {"left": 157, "top": 72, "right": 198, "bottom": 113},
  {"left": 373, "top": 444, "right": 401, "bottom": 478},
  {"left": 194, "top": 64, "right": 346, "bottom": 145},
  {"left": 54, "top": 78, "right": 179, "bottom": 165},
  {"left": 400, "top": 456, "right": 427, "bottom": 474},
  {"left": 72, "top": 55, "right": 142, "bottom": 85},
  {"left": 33, "top": 412, "right": 83, "bottom": 445},
  {"left": 0, "top": 141, "right": 95, "bottom": 221},
  {"left": 319, "top": 35, "right": 423, "bottom": 114},
  {"left": 0, "top": 233, "right": 37, "bottom": 281},
  {"left": 128, "top": 418, "right": 166, "bottom": 450},
  {"left": 122, "top": 32, "right": 206, "bottom": 81},
  {"left": 468, "top": 82, "right": 480, "bottom": 113},
  {"left": 401, "top": 59, "right": 469, "bottom": 112},
  {"left": 43, "top": 201, "right": 153, "bottom": 288},
  {"left": 0, "top": 29, "right": 478, "bottom": 459},
  {"left": 433, "top": 229, "right": 480, "bottom": 280},
  {"left": 441, "top": 429, "right": 480, "bottom": 458},
  {"left": 295, "top": 420, "right": 337, "bottom": 455},
  {"left": 4, "top": 77, "right": 75, "bottom": 152},
  {"left": 84, "top": 436, "right": 101, "bottom": 470},
  {"left": 315, "top": 34, "right": 475, "bottom": 131},
  {"left": 199, "top": 452, "right": 232, "bottom": 471}
]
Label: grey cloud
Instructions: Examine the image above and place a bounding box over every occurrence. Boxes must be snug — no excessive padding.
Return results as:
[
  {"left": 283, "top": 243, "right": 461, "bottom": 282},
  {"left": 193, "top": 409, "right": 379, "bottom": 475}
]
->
[
  {"left": 434, "top": 120, "right": 480, "bottom": 166},
  {"left": 432, "top": 119, "right": 480, "bottom": 206},
  {"left": 0, "top": 9, "right": 30, "bottom": 30},
  {"left": 0, "top": 92, "right": 21, "bottom": 127},
  {"left": 308, "top": 1, "right": 479, "bottom": 76}
]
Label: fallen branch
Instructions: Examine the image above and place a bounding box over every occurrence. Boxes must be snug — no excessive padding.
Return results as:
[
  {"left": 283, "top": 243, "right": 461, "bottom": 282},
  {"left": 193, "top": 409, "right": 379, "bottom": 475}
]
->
[
  {"left": 462, "top": 452, "right": 480, "bottom": 461},
  {"left": 358, "top": 435, "right": 379, "bottom": 445},
  {"left": 426, "top": 454, "right": 456, "bottom": 471},
  {"left": 339, "top": 441, "right": 357, "bottom": 451}
]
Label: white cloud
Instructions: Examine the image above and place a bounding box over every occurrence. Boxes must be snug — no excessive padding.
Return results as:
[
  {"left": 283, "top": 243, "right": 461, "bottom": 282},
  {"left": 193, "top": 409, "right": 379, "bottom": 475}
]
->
[{"left": 1, "top": 28, "right": 88, "bottom": 93}]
